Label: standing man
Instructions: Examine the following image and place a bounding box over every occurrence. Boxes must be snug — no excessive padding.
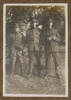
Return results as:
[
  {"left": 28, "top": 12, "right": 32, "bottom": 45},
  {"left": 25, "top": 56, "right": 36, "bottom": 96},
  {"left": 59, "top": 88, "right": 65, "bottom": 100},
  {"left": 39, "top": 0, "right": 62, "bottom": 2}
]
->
[
  {"left": 27, "top": 19, "right": 42, "bottom": 77},
  {"left": 47, "top": 19, "right": 61, "bottom": 78},
  {"left": 11, "top": 22, "right": 27, "bottom": 76},
  {"left": 32, "top": 19, "right": 41, "bottom": 76}
]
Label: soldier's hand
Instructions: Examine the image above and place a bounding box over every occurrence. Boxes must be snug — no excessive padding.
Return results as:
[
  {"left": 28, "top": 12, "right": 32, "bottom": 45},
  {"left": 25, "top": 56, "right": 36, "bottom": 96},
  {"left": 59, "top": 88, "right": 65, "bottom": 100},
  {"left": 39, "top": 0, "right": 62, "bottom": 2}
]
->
[
  {"left": 49, "top": 37, "right": 52, "bottom": 40},
  {"left": 53, "top": 36, "right": 56, "bottom": 40}
]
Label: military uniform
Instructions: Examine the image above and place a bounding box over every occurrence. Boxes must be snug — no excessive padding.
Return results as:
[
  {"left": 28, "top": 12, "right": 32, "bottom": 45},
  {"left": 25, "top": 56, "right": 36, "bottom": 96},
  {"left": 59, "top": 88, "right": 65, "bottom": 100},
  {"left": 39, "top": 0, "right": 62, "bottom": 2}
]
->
[
  {"left": 48, "top": 28, "right": 61, "bottom": 78},
  {"left": 26, "top": 27, "right": 41, "bottom": 76},
  {"left": 33, "top": 27, "right": 41, "bottom": 76},
  {"left": 11, "top": 31, "right": 25, "bottom": 75}
]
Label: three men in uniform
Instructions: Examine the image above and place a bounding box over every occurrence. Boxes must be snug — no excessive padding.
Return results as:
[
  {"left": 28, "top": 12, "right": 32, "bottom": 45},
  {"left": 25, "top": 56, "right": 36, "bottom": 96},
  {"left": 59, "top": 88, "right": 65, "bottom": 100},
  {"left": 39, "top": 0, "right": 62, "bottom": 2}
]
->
[{"left": 11, "top": 18, "right": 61, "bottom": 78}]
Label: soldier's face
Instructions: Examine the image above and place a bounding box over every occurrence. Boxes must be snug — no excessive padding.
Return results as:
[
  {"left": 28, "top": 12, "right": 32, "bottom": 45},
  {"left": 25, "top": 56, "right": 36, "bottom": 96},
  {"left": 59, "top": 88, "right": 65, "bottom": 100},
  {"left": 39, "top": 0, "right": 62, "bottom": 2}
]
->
[{"left": 21, "top": 23, "right": 31, "bottom": 31}]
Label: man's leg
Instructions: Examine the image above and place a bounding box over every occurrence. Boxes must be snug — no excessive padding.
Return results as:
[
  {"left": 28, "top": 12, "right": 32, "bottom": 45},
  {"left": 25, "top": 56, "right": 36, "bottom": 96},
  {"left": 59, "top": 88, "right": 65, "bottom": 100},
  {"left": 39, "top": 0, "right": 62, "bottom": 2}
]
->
[
  {"left": 19, "top": 51, "right": 24, "bottom": 76},
  {"left": 11, "top": 50, "right": 16, "bottom": 75},
  {"left": 52, "top": 52, "right": 60, "bottom": 78},
  {"left": 35, "top": 50, "right": 41, "bottom": 76}
]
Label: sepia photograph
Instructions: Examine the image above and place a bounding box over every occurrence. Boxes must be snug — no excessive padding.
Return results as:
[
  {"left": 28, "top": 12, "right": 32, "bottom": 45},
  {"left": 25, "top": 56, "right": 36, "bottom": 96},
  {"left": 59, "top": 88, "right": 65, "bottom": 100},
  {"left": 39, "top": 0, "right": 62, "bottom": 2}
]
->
[{"left": 3, "top": 3, "right": 68, "bottom": 97}]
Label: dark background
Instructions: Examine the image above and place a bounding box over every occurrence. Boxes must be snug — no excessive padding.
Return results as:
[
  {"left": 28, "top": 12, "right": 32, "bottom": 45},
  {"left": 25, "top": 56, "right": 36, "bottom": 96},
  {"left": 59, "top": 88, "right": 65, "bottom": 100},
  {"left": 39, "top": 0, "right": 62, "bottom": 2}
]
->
[{"left": 0, "top": 0, "right": 71, "bottom": 100}]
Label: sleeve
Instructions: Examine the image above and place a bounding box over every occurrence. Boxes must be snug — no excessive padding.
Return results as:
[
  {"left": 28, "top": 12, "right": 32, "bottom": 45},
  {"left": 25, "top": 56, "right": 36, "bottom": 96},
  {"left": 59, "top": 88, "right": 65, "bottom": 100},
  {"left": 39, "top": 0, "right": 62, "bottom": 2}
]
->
[{"left": 53, "top": 29, "right": 61, "bottom": 42}]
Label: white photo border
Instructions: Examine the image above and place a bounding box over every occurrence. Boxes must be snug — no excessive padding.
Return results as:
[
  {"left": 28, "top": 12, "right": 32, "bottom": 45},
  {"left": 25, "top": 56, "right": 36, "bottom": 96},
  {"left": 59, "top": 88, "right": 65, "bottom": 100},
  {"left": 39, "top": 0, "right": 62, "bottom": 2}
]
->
[{"left": 3, "top": 3, "right": 68, "bottom": 97}]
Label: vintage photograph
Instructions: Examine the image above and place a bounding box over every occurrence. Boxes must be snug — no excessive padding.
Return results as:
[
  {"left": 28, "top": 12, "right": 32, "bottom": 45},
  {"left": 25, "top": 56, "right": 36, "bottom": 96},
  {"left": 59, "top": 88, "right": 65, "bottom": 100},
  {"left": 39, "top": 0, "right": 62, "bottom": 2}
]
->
[{"left": 3, "top": 3, "right": 68, "bottom": 97}]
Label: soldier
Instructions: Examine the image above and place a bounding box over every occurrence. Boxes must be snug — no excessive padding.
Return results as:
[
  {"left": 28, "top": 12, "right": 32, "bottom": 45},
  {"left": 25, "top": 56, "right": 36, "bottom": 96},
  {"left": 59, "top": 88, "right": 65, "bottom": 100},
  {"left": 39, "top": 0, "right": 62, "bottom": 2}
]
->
[
  {"left": 26, "top": 19, "right": 42, "bottom": 77},
  {"left": 47, "top": 19, "right": 61, "bottom": 78},
  {"left": 11, "top": 21, "right": 27, "bottom": 76},
  {"left": 32, "top": 19, "right": 42, "bottom": 76}
]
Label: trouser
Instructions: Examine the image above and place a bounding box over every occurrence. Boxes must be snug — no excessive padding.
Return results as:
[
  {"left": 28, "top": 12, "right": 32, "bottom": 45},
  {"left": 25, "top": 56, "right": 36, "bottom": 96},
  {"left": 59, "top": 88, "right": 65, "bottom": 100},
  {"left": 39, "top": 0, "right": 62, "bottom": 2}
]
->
[
  {"left": 11, "top": 48, "right": 24, "bottom": 75},
  {"left": 44, "top": 41, "right": 59, "bottom": 78},
  {"left": 51, "top": 52, "right": 59, "bottom": 78},
  {"left": 50, "top": 41, "right": 60, "bottom": 78},
  {"left": 34, "top": 50, "right": 41, "bottom": 76}
]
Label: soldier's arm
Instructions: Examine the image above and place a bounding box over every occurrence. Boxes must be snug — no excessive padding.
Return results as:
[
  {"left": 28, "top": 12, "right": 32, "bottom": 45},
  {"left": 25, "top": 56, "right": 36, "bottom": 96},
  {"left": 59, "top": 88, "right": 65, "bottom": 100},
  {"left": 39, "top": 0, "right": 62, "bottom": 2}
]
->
[{"left": 55, "top": 30, "right": 61, "bottom": 42}]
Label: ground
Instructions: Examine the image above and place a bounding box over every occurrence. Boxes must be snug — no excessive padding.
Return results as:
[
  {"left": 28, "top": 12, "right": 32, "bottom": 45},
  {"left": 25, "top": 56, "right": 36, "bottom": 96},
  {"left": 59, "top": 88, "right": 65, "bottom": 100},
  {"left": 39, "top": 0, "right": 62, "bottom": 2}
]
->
[
  {"left": 6, "top": 47, "right": 65, "bottom": 95},
  {"left": 6, "top": 73, "right": 65, "bottom": 95}
]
